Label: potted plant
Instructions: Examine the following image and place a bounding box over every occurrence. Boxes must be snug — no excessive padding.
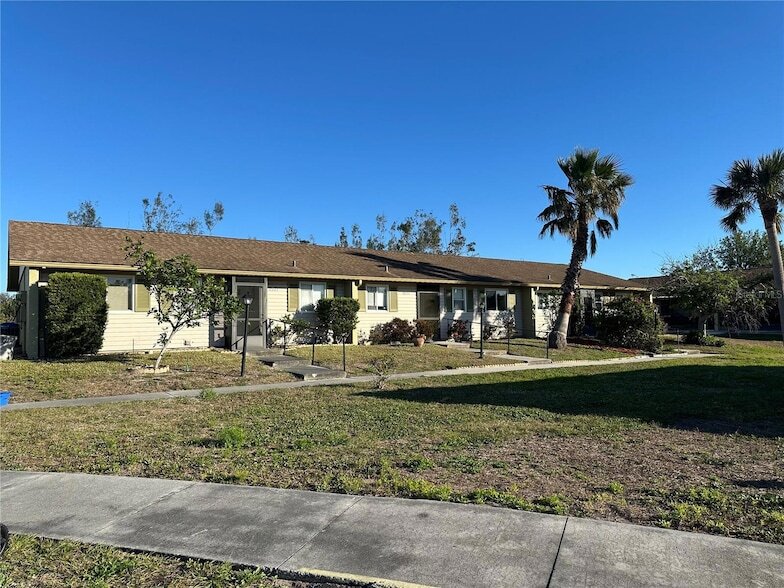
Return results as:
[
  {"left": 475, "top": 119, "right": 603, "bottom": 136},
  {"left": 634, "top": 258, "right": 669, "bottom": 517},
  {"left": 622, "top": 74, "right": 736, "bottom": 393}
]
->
[{"left": 414, "top": 319, "right": 435, "bottom": 347}]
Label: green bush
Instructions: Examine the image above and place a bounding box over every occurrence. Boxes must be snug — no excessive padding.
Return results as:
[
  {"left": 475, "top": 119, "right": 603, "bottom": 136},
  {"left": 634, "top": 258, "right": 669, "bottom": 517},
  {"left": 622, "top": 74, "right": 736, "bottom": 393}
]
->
[
  {"left": 316, "top": 297, "right": 360, "bottom": 343},
  {"left": 595, "top": 296, "right": 663, "bottom": 352},
  {"left": 684, "top": 332, "right": 726, "bottom": 347},
  {"left": 42, "top": 273, "right": 108, "bottom": 358},
  {"left": 369, "top": 318, "right": 416, "bottom": 344}
]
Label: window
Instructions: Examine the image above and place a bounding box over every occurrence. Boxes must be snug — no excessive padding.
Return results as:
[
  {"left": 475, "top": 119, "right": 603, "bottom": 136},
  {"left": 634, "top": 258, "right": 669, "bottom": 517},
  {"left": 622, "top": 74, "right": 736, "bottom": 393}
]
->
[
  {"left": 485, "top": 289, "right": 507, "bottom": 311},
  {"left": 300, "top": 282, "right": 326, "bottom": 312},
  {"left": 107, "top": 277, "right": 133, "bottom": 311},
  {"left": 452, "top": 288, "right": 466, "bottom": 311},
  {"left": 538, "top": 290, "right": 560, "bottom": 310},
  {"left": 367, "top": 285, "right": 388, "bottom": 311}
]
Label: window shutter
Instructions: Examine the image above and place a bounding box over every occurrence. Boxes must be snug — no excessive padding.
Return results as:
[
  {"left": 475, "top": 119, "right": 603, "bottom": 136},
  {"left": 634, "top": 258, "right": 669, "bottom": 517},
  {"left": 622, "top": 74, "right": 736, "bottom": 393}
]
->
[
  {"left": 467, "top": 288, "right": 474, "bottom": 311},
  {"left": 508, "top": 291, "right": 517, "bottom": 311},
  {"left": 358, "top": 287, "right": 367, "bottom": 310},
  {"left": 389, "top": 288, "right": 398, "bottom": 312},
  {"left": 288, "top": 284, "right": 299, "bottom": 312},
  {"left": 134, "top": 284, "right": 150, "bottom": 313},
  {"left": 326, "top": 285, "right": 335, "bottom": 299},
  {"left": 445, "top": 288, "right": 453, "bottom": 312}
]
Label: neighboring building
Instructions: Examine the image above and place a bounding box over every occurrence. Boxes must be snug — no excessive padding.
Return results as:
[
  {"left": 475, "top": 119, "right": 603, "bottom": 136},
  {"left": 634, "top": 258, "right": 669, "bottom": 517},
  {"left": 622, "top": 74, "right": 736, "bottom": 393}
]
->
[
  {"left": 7, "top": 221, "right": 648, "bottom": 358},
  {"left": 633, "top": 268, "right": 780, "bottom": 331}
]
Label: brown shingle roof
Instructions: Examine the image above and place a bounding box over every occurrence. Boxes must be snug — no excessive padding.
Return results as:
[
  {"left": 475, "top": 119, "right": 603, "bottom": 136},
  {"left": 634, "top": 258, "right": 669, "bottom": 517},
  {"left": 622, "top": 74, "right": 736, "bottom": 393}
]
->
[{"left": 8, "top": 221, "right": 644, "bottom": 290}]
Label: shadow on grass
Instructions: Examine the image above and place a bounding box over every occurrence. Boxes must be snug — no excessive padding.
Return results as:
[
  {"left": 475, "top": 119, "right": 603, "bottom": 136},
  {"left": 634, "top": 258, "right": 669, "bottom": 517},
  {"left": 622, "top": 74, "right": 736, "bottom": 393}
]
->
[{"left": 358, "top": 364, "right": 784, "bottom": 437}]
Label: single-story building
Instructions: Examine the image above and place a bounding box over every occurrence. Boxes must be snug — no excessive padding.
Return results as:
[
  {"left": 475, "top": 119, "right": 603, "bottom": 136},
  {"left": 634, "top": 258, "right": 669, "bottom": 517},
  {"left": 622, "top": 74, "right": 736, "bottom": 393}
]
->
[{"left": 7, "top": 221, "right": 648, "bottom": 359}]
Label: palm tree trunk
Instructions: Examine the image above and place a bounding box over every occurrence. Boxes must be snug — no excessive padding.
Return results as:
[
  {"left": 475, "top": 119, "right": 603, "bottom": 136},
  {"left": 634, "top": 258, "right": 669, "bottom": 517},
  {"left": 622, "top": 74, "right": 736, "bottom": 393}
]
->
[
  {"left": 762, "top": 212, "right": 784, "bottom": 344},
  {"left": 549, "top": 221, "right": 588, "bottom": 349}
]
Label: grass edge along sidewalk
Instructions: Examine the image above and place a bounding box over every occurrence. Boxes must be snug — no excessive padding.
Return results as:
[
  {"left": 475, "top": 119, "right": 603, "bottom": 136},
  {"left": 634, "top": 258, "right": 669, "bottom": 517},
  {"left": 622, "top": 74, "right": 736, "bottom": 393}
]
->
[
  {"left": 0, "top": 351, "right": 716, "bottom": 411},
  {"left": 2, "top": 471, "right": 783, "bottom": 588}
]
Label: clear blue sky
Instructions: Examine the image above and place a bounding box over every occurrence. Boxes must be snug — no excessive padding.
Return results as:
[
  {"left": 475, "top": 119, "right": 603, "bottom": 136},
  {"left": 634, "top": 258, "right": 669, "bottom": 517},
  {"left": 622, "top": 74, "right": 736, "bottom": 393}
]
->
[{"left": 2, "top": 1, "right": 782, "bottom": 287}]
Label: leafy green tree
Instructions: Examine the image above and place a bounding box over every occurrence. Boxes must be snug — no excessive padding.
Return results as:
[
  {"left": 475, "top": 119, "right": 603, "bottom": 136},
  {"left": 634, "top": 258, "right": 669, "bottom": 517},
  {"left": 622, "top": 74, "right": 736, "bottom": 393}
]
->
[
  {"left": 125, "top": 240, "right": 241, "bottom": 369},
  {"left": 0, "top": 293, "right": 20, "bottom": 322},
  {"left": 663, "top": 260, "right": 746, "bottom": 332},
  {"left": 42, "top": 273, "right": 108, "bottom": 358},
  {"left": 715, "top": 230, "right": 776, "bottom": 270},
  {"left": 66, "top": 200, "right": 102, "bottom": 227},
  {"left": 283, "top": 225, "right": 313, "bottom": 244},
  {"left": 537, "top": 148, "right": 634, "bottom": 349},
  {"left": 711, "top": 149, "right": 784, "bottom": 343},
  {"left": 315, "top": 297, "right": 359, "bottom": 371},
  {"left": 351, "top": 224, "right": 363, "bottom": 248},
  {"left": 363, "top": 204, "right": 475, "bottom": 254},
  {"left": 336, "top": 227, "right": 349, "bottom": 247},
  {"left": 142, "top": 193, "right": 224, "bottom": 235}
]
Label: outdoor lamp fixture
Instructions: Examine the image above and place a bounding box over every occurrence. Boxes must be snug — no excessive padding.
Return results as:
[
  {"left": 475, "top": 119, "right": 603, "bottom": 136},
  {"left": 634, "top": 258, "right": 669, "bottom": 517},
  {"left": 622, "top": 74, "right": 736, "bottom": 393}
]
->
[{"left": 240, "top": 294, "right": 253, "bottom": 377}]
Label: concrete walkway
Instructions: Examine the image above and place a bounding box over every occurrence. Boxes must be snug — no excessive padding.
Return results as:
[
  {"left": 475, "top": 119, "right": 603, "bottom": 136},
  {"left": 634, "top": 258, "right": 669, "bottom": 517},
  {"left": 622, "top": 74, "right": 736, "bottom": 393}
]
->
[
  {"left": 1, "top": 352, "right": 717, "bottom": 412},
  {"left": 1, "top": 471, "right": 780, "bottom": 587}
]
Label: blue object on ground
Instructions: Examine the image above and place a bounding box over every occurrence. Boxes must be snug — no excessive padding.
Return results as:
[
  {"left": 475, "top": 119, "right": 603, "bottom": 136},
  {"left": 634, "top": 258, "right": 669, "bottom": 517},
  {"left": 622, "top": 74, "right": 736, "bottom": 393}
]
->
[{"left": 0, "top": 391, "right": 12, "bottom": 406}]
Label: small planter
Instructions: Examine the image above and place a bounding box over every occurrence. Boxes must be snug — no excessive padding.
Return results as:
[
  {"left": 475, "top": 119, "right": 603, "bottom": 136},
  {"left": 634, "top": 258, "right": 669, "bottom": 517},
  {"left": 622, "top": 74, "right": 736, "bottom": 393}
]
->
[
  {"left": 0, "top": 391, "right": 12, "bottom": 406},
  {"left": 414, "top": 335, "right": 426, "bottom": 348}
]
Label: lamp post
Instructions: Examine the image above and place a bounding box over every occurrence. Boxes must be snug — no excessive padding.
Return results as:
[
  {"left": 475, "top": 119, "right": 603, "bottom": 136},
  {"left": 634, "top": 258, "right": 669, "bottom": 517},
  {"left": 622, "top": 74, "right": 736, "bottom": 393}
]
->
[
  {"left": 240, "top": 293, "right": 253, "bottom": 377},
  {"left": 479, "top": 296, "right": 486, "bottom": 360}
]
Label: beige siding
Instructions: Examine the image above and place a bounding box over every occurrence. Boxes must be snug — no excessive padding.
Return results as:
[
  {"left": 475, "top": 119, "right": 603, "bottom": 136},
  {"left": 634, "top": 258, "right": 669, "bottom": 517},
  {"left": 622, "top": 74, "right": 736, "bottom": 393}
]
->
[
  {"left": 267, "top": 281, "right": 289, "bottom": 322},
  {"left": 101, "top": 310, "right": 209, "bottom": 353},
  {"left": 355, "top": 284, "right": 417, "bottom": 340}
]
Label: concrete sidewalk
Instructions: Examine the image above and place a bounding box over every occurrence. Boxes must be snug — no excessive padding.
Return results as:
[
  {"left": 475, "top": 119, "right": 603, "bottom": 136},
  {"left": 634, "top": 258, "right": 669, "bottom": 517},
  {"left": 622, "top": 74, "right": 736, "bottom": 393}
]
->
[
  {"left": 1, "top": 352, "right": 717, "bottom": 412},
  {"left": 1, "top": 471, "right": 781, "bottom": 587}
]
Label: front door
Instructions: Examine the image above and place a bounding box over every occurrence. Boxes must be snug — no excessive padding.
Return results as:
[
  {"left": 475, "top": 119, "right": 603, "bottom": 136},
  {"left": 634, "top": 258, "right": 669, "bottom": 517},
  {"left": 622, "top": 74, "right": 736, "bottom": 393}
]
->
[
  {"left": 417, "top": 291, "right": 440, "bottom": 319},
  {"left": 236, "top": 284, "right": 264, "bottom": 352}
]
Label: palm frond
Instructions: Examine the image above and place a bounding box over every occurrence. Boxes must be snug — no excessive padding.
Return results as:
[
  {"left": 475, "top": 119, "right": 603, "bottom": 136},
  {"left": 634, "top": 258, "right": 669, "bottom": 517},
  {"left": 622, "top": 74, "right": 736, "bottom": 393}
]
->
[
  {"left": 710, "top": 184, "right": 747, "bottom": 210},
  {"left": 757, "top": 149, "right": 784, "bottom": 200},
  {"left": 727, "top": 159, "right": 755, "bottom": 193},
  {"left": 595, "top": 218, "right": 614, "bottom": 238},
  {"left": 589, "top": 230, "right": 598, "bottom": 256},
  {"left": 720, "top": 201, "right": 754, "bottom": 231}
]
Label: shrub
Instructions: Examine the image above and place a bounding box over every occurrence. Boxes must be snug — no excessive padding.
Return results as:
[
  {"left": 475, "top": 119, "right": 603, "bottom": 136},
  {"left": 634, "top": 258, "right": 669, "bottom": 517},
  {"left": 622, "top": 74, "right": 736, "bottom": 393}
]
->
[
  {"left": 316, "top": 297, "right": 360, "bottom": 343},
  {"left": 415, "top": 319, "right": 438, "bottom": 340},
  {"left": 369, "top": 318, "right": 416, "bottom": 344},
  {"left": 448, "top": 319, "right": 470, "bottom": 342},
  {"left": 42, "top": 272, "right": 108, "bottom": 358},
  {"left": 368, "top": 356, "right": 397, "bottom": 389},
  {"left": 595, "top": 296, "right": 663, "bottom": 353},
  {"left": 684, "top": 332, "right": 726, "bottom": 347}
]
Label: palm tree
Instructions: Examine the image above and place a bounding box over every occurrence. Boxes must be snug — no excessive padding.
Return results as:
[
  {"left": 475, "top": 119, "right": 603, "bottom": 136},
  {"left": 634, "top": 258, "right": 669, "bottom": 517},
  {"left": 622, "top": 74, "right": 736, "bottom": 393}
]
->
[
  {"left": 538, "top": 148, "right": 634, "bottom": 349},
  {"left": 711, "top": 149, "right": 784, "bottom": 344}
]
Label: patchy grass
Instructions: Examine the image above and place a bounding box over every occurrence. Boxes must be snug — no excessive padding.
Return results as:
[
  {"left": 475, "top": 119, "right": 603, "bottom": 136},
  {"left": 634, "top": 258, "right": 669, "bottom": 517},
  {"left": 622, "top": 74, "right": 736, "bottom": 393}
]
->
[
  {"left": 471, "top": 337, "right": 632, "bottom": 361},
  {"left": 0, "top": 350, "right": 295, "bottom": 403},
  {"left": 1, "top": 339, "right": 782, "bottom": 544},
  {"left": 0, "top": 534, "right": 324, "bottom": 587},
  {"left": 287, "top": 343, "right": 513, "bottom": 375}
]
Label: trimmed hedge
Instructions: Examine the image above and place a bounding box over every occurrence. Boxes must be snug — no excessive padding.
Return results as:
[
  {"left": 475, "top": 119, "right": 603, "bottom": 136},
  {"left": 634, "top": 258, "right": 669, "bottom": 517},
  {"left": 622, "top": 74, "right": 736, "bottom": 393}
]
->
[
  {"left": 316, "top": 297, "right": 360, "bottom": 343},
  {"left": 43, "top": 272, "right": 108, "bottom": 358}
]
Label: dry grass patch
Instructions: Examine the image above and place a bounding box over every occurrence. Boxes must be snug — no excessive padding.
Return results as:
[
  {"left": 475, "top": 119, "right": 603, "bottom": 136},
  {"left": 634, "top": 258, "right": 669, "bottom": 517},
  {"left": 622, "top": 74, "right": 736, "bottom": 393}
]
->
[
  {"left": 287, "top": 343, "right": 513, "bottom": 375},
  {"left": 1, "top": 339, "right": 781, "bottom": 544},
  {"left": 0, "top": 350, "right": 295, "bottom": 402}
]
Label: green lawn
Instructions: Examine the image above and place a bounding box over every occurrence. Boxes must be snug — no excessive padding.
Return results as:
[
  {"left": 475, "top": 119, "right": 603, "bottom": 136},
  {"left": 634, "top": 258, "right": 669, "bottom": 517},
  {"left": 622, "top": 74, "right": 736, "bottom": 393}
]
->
[
  {"left": 0, "top": 535, "right": 301, "bottom": 587},
  {"left": 1, "top": 338, "right": 782, "bottom": 544},
  {"left": 470, "top": 337, "right": 632, "bottom": 361},
  {"left": 287, "top": 343, "right": 513, "bottom": 375},
  {"left": 0, "top": 350, "right": 296, "bottom": 403}
]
